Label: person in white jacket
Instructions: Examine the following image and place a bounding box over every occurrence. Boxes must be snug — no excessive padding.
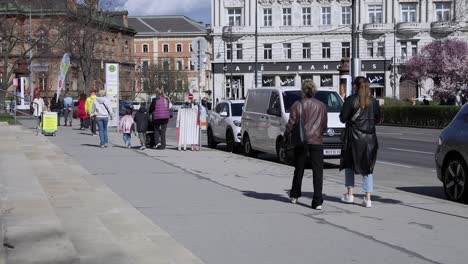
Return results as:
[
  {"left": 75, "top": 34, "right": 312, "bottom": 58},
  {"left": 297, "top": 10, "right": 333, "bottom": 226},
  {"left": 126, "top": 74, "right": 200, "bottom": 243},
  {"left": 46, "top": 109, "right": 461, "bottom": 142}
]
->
[
  {"left": 32, "top": 92, "right": 45, "bottom": 127},
  {"left": 90, "top": 90, "right": 114, "bottom": 148}
]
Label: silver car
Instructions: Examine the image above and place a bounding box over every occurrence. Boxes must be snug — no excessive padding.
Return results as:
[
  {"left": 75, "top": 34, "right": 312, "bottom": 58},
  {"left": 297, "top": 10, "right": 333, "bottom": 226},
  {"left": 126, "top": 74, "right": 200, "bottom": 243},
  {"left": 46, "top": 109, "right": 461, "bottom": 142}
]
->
[{"left": 435, "top": 104, "right": 468, "bottom": 202}]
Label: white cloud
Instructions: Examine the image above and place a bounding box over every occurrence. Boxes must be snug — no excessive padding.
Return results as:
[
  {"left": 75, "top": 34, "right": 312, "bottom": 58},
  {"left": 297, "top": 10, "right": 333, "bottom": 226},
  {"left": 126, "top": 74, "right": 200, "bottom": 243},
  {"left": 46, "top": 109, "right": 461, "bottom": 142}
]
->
[{"left": 123, "top": 0, "right": 210, "bottom": 16}]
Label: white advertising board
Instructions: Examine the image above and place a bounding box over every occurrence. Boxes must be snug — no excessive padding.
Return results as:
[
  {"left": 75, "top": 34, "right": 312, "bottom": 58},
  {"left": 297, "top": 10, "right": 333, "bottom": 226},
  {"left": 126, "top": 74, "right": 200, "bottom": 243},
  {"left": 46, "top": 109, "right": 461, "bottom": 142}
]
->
[{"left": 105, "top": 63, "right": 119, "bottom": 127}]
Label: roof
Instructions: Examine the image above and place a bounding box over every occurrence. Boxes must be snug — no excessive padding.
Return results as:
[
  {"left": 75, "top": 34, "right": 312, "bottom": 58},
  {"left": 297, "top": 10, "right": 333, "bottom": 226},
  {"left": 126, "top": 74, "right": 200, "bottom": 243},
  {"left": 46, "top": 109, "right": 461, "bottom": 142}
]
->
[{"left": 128, "top": 15, "right": 207, "bottom": 36}]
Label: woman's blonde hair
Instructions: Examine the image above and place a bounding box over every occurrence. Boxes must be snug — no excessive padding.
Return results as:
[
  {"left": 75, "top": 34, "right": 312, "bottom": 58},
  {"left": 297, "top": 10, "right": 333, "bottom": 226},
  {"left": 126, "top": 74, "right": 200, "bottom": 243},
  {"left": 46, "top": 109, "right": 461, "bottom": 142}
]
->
[
  {"left": 302, "top": 80, "right": 317, "bottom": 98},
  {"left": 353, "top": 76, "right": 370, "bottom": 109},
  {"left": 98, "top": 89, "right": 106, "bottom": 97}
]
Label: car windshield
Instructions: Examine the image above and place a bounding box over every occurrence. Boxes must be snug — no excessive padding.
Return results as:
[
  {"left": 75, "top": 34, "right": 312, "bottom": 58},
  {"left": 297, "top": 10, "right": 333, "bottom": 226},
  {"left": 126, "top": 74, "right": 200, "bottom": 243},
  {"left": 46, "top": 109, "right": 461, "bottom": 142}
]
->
[
  {"left": 231, "top": 103, "right": 244, "bottom": 116},
  {"left": 282, "top": 90, "right": 343, "bottom": 113}
]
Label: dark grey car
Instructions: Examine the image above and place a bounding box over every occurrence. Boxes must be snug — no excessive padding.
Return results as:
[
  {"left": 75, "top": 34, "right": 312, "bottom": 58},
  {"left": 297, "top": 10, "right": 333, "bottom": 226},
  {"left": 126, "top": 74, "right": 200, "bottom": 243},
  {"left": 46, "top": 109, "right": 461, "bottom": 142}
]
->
[{"left": 435, "top": 104, "right": 468, "bottom": 202}]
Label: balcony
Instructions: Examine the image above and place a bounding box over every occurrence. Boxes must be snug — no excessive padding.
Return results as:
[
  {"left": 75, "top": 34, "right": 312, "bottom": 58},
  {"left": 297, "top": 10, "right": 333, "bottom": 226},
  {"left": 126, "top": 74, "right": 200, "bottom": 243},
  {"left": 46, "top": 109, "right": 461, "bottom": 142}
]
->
[
  {"left": 363, "top": 23, "right": 392, "bottom": 35},
  {"left": 397, "top": 22, "right": 422, "bottom": 35},
  {"left": 431, "top": 21, "right": 459, "bottom": 34}
]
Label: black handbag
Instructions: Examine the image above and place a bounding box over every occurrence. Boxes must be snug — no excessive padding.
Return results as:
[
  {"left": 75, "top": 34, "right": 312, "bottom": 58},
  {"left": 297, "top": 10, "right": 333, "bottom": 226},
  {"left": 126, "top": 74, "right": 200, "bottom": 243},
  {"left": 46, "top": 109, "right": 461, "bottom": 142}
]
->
[{"left": 288, "top": 101, "right": 307, "bottom": 147}]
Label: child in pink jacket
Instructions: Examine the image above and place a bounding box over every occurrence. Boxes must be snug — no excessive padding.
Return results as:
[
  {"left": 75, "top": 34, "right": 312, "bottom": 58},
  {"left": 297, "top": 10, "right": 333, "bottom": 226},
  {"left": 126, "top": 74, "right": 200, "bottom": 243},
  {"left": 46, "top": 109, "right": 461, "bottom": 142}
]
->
[{"left": 119, "top": 108, "right": 136, "bottom": 148}]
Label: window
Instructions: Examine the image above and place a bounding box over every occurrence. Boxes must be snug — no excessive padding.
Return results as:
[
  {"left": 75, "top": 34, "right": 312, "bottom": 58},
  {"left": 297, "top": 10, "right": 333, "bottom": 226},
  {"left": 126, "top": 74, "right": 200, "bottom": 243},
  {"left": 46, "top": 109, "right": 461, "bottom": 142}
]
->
[
  {"left": 280, "top": 75, "right": 295, "bottom": 87},
  {"left": 268, "top": 92, "right": 281, "bottom": 114},
  {"left": 322, "top": 42, "right": 331, "bottom": 59},
  {"left": 162, "top": 60, "right": 170, "bottom": 70},
  {"left": 226, "top": 44, "right": 232, "bottom": 60},
  {"left": 368, "top": 5, "right": 383, "bottom": 23},
  {"left": 142, "top": 61, "right": 149, "bottom": 74},
  {"left": 435, "top": 3, "right": 451, "bottom": 22},
  {"left": 401, "top": 4, "right": 417, "bottom": 22},
  {"left": 283, "top": 43, "right": 291, "bottom": 59},
  {"left": 176, "top": 60, "right": 183, "bottom": 70},
  {"left": 264, "top": 44, "right": 272, "bottom": 59},
  {"left": 262, "top": 75, "right": 276, "bottom": 87},
  {"left": 411, "top": 41, "right": 418, "bottom": 56},
  {"left": 236, "top": 44, "right": 243, "bottom": 60},
  {"left": 342, "top": 6, "right": 351, "bottom": 25},
  {"left": 367, "top": 42, "right": 374, "bottom": 57},
  {"left": 303, "top": 43, "right": 311, "bottom": 59},
  {"left": 282, "top": 8, "right": 292, "bottom": 26},
  {"left": 320, "top": 75, "right": 333, "bottom": 87},
  {"left": 163, "top": 44, "right": 169, "bottom": 53},
  {"left": 176, "top": 78, "right": 184, "bottom": 90},
  {"left": 228, "top": 8, "right": 242, "bottom": 26},
  {"left": 189, "top": 44, "right": 193, "bottom": 52},
  {"left": 322, "top": 7, "right": 331, "bottom": 25},
  {"left": 176, "top": 44, "right": 182, "bottom": 52},
  {"left": 190, "top": 60, "right": 195, "bottom": 71},
  {"left": 342, "top": 42, "right": 350, "bottom": 58},
  {"left": 263, "top": 8, "right": 272, "bottom": 26},
  {"left": 401, "top": 42, "right": 408, "bottom": 57},
  {"left": 302, "top": 7, "right": 311, "bottom": 26},
  {"left": 38, "top": 75, "right": 48, "bottom": 91},
  {"left": 377, "top": 42, "right": 385, "bottom": 57},
  {"left": 0, "top": 37, "right": 7, "bottom": 53},
  {"left": 142, "top": 44, "right": 149, "bottom": 53}
]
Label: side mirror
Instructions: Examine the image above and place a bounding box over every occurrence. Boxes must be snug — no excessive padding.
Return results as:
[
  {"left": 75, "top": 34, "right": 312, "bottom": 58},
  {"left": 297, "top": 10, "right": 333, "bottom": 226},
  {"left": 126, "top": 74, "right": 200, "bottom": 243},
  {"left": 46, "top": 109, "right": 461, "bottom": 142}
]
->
[{"left": 220, "top": 111, "right": 228, "bottom": 117}]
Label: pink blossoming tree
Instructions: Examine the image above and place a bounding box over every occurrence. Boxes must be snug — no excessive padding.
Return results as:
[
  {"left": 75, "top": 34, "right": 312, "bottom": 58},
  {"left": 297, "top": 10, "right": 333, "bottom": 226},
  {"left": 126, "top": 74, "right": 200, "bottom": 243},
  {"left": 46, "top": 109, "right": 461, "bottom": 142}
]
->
[{"left": 404, "top": 39, "right": 468, "bottom": 99}]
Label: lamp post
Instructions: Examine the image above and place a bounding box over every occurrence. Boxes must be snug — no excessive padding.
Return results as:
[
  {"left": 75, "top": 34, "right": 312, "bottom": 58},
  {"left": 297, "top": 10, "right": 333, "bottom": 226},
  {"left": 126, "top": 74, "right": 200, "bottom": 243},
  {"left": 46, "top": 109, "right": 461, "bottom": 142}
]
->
[{"left": 254, "top": 0, "right": 258, "bottom": 88}]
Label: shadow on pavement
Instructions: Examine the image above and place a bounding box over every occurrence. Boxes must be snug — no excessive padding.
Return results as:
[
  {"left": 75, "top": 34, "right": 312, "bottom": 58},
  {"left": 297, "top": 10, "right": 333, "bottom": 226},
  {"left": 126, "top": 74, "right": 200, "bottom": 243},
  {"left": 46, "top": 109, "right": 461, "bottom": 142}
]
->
[
  {"left": 81, "top": 143, "right": 103, "bottom": 148},
  {"left": 396, "top": 186, "right": 446, "bottom": 200},
  {"left": 241, "top": 190, "right": 313, "bottom": 209}
]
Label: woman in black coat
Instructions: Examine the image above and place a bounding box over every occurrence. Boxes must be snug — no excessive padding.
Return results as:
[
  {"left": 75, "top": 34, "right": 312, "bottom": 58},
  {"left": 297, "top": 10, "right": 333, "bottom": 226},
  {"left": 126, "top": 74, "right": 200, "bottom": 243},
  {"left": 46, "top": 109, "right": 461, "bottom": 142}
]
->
[{"left": 339, "top": 76, "right": 381, "bottom": 208}]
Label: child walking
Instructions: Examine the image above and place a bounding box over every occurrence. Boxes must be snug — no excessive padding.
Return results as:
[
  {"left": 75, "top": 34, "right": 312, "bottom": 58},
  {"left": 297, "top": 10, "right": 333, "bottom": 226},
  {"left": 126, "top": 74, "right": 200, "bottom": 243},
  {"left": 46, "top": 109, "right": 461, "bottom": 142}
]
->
[
  {"left": 133, "top": 106, "right": 149, "bottom": 150},
  {"left": 119, "top": 108, "right": 135, "bottom": 148}
]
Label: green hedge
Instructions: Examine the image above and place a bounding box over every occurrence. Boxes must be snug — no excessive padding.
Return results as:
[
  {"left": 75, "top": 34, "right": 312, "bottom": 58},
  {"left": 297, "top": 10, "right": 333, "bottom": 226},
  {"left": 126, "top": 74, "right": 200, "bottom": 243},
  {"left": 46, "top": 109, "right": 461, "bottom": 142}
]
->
[{"left": 380, "top": 105, "right": 461, "bottom": 128}]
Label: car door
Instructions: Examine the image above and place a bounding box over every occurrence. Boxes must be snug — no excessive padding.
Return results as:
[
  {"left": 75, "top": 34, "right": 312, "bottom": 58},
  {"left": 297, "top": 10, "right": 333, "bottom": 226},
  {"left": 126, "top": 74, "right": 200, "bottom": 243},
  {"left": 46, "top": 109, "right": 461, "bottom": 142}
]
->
[
  {"left": 211, "top": 103, "right": 222, "bottom": 138},
  {"left": 265, "top": 91, "right": 282, "bottom": 154},
  {"left": 219, "top": 103, "right": 231, "bottom": 141}
]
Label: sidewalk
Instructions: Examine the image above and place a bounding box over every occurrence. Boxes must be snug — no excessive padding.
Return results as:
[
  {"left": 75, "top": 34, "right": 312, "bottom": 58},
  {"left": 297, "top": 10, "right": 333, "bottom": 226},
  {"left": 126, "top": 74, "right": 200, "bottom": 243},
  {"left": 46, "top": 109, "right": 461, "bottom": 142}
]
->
[
  {"left": 0, "top": 121, "right": 204, "bottom": 264},
  {"left": 7, "top": 119, "right": 468, "bottom": 264}
]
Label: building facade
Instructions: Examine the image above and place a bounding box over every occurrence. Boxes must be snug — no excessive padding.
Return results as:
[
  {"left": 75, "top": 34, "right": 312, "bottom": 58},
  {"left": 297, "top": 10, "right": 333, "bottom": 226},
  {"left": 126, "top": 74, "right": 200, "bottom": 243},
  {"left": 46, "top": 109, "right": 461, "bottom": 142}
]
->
[
  {"left": 0, "top": 0, "right": 136, "bottom": 100},
  {"left": 129, "top": 16, "right": 212, "bottom": 102},
  {"left": 211, "top": 0, "right": 468, "bottom": 101}
]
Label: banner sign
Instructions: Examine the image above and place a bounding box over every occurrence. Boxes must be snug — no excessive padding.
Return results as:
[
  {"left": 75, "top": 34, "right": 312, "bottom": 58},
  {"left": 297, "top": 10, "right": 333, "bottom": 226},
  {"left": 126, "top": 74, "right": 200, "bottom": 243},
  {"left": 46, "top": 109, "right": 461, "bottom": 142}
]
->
[
  {"left": 56, "top": 53, "right": 70, "bottom": 101},
  {"left": 105, "top": 63, "right": 119, "bottom": 127}
]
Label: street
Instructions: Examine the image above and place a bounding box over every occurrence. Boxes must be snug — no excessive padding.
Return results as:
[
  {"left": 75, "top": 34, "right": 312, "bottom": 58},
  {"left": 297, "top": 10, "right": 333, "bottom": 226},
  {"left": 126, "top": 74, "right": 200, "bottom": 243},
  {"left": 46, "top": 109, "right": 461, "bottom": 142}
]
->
[{"left": 14, "top": 117, "right": 466, "bottom": 264}]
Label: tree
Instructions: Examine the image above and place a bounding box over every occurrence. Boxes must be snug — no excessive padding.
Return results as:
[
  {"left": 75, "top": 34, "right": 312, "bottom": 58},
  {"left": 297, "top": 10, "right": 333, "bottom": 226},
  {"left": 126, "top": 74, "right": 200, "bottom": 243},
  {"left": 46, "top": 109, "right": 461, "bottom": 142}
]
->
[
  {"left": 404, "top": 39, "right": 468, "bottom": 99},
  {"left": 142, "top": 61, "right": 189, "bottom": 102}
]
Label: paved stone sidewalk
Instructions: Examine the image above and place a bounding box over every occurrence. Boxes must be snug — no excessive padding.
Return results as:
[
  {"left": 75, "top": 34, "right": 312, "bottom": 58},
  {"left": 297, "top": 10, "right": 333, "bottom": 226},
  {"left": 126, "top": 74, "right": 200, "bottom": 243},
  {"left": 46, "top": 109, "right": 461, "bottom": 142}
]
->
[{"left": 0, "top": 122, "right": 204, "bottom": 264}]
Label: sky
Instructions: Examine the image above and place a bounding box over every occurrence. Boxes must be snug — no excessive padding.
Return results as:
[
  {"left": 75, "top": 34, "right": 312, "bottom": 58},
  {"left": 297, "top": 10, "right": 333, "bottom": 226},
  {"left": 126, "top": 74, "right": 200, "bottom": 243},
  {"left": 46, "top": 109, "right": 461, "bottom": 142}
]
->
[{"left": 118, "top": 0, "right": 211, "bottom": 24}]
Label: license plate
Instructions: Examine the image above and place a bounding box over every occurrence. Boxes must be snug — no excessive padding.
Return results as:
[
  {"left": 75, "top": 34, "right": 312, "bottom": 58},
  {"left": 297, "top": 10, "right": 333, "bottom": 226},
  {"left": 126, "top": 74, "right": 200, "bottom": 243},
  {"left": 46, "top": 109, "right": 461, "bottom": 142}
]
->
[{"left": 324, "top": 149, "right": 341, "bottom": 156}]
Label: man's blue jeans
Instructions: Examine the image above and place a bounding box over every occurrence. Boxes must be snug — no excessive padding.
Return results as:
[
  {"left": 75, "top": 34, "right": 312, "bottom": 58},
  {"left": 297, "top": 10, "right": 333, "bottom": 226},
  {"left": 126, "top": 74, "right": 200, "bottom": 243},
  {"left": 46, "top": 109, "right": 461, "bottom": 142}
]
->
[
  {"left": 345, "top": 168, "right": 373, "bottom": 193},
  {"left": 96, "top": 117, "right": 108, "bottom": 146}
]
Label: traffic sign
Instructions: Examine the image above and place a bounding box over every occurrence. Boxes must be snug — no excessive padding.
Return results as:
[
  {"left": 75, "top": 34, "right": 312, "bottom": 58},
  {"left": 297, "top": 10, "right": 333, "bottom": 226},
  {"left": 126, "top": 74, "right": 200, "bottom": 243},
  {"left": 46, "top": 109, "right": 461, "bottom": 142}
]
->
[{"left": 192, "top": 37, "right": 208, "bottom": 54}]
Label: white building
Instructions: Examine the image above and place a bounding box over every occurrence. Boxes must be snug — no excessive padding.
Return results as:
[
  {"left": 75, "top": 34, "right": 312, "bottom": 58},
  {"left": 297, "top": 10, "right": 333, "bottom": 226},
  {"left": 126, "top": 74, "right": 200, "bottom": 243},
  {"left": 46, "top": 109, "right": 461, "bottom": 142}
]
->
[{"left": 211, "top": 0, "right": 468, "bottom": 101}]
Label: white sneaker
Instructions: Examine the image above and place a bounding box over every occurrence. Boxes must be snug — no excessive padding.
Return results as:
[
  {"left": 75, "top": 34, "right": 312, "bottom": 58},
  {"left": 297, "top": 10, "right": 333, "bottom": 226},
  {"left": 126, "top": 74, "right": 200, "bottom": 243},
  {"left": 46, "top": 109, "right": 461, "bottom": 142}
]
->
[
  {"left": 313, "top": 205, "right": 322, "bottom": 210},
  {"left": 290, "top": 197, "right": 297, "bottom": 204},
  {"left": 362, "top": 198, "right": 372, "bottom": 208},
  {"left": 341, "top": 194, "right": 354, "bottom": 204}
]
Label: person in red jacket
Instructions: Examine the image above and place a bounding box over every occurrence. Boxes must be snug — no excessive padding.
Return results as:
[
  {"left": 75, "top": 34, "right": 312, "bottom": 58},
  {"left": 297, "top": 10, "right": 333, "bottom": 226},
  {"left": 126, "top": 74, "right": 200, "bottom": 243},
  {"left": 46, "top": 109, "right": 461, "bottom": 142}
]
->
[{"left": 77, "top": 93, "right": 89, "bottom": 130}]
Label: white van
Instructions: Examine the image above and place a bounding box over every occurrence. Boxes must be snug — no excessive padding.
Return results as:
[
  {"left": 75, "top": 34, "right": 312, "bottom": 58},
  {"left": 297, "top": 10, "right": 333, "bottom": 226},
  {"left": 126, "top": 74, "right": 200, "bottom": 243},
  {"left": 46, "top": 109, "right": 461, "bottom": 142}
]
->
[{"left": 241, "top": 87, "right": 345, "bottom": 163}]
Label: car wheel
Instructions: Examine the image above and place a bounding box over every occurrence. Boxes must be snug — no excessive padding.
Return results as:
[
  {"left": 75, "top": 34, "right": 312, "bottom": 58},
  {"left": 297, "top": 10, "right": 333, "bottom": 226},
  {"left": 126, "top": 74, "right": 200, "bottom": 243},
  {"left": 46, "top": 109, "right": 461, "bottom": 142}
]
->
[
  {"left": 443, "top": 156, "right": 468, "bottom": 202},
  {"left": 226, "top": 130, "right": 235, "bottom": 153},
  {"left": 243, "top": 134, "right": 256, "bottom": 157},
  {"left": 207, "top": 128, "right": 217, "bottom": 149}
]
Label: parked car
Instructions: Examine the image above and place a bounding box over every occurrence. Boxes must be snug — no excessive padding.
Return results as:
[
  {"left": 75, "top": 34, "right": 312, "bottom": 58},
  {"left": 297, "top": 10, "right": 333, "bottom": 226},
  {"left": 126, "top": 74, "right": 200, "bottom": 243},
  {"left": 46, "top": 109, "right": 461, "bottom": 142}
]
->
[
  {"left": 207, "top": 100, "right": 244, "bottom": 152},
  {"left": 435, "top": 104, "right": 468, "bottom": 203},
  {"left": 241, "top": 87, "right": 345, "bottom": 163},
  {"left": 171, "top": 101, "right": 184, "bottom": 112}
]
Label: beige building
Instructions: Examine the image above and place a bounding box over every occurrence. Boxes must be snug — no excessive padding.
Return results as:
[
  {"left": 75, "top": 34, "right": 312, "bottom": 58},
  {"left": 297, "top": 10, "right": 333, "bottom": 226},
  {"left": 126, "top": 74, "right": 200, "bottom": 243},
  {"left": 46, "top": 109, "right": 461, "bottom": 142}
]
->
[{"left": 129, "top": 16, "right": 212, "bottom": 102}]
